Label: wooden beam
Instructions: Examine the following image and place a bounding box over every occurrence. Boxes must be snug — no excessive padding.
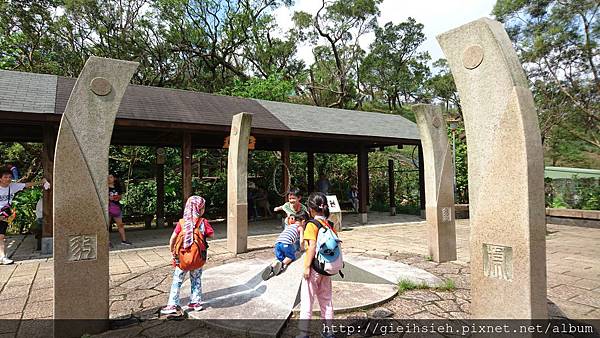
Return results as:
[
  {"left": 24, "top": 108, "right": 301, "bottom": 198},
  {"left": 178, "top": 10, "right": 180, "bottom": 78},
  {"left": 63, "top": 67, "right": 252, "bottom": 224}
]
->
[
  {"left": 113, "top": 117, "right": 420, "bottom": 145},
  {"left": 156, "top": 162, "right": 165, "bottom": 227},
  {"left": 358, "top": 145, "right": 368, "bottom": 215},
  {"left": 0, "top": 115, "right": 419, "bottom": 153},
  {"left": 41, "top": 126, "right": 55, "bottom": 238},
  {"left": 182, "top": 132, "right": 193, "bottom": 209},
  {"left": 307, "top": 152, "right": 315, "bottom": 193},
  {"left": 388, "top": 159, "right": 396, "bottom": 216},
  {"left": 418, "top": 144, "right": 426, "bottom": 215},
  {"left": 366, "top": 160, "right": 370, "bottom": 208},
  {"left": 282, "top": 138, "right": 290, "bottom": 195}
]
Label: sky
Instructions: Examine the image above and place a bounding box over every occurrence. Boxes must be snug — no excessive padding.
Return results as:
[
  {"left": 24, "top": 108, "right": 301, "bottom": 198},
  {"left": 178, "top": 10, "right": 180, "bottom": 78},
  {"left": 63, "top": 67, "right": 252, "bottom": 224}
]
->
[{"left": 273, "top": 0, "right": 497, "bottom": 68}]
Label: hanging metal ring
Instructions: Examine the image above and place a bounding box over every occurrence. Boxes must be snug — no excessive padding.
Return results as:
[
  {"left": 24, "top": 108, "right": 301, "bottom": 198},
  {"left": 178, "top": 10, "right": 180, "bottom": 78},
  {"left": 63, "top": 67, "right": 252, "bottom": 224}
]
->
[{"left": 271, "top": 151, "right": 291, "bottom": 197}]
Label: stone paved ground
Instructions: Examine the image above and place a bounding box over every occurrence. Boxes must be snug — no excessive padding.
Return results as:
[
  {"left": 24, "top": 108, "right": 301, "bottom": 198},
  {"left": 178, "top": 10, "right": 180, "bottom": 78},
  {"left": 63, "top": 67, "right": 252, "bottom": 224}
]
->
[
  {"left": 5, "top": 212, "right": 423, "bottom": 261},
  {"left": 1, "top": 217, "right": 600, "bottom": 337}
]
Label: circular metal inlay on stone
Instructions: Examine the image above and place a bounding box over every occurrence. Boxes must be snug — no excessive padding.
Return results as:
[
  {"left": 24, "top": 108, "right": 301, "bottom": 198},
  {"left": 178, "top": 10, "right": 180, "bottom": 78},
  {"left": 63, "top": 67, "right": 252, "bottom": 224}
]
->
[
  {"left": 432, "top": 116, "right": 441, "bottom": 128},
  {"left": 90, "top": 77, "right": 112, "bottom": 96},
  {"left": 462, "top": 45, "right": 484, "bottom": 70}
]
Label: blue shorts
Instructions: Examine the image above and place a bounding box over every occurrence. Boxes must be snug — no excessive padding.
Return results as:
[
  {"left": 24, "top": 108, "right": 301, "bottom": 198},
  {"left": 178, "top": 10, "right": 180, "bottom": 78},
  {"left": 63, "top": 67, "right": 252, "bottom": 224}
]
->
[{"left": 274, "top": 242, "right": 297, "bottom": 262}]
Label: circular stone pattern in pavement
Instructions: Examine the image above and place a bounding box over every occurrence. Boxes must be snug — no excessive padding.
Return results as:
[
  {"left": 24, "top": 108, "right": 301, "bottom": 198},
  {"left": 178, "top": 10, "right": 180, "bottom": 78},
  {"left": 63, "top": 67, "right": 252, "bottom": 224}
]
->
[{"left": 178, "top": 254, "right": 443, "bottom": 336}]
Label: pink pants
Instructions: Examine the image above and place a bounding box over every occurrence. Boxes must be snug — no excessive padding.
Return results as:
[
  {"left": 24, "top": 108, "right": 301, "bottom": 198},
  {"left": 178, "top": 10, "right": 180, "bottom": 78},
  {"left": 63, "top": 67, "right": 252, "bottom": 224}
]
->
[{"left": 299, "top": 268, "right": 333, "bottom": 333}]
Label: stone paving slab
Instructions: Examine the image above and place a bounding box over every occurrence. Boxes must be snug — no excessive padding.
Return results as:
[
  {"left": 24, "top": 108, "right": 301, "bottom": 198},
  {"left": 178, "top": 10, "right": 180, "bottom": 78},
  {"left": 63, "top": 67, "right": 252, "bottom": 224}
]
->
[
  {"left": 181, "top": 258, "right": 303, "bottom": 337},
  {"left": 2, "top": 218, "right": 600, "bottom": 337},
  {"left": 344, "top": 254, "right": 444, "bottom": 287},
  {"left": 292, "top": 281, "right": 397, "bottom": 314},
  {"left": 6, "top": 212, "right": 422, "bottom": 261}
]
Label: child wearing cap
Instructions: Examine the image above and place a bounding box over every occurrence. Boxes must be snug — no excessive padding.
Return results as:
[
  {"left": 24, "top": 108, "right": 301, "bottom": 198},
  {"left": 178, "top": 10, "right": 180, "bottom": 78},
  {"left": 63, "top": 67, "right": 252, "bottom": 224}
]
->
[{"left": 261, "top": 210, "right": 308, "bottom": 280}]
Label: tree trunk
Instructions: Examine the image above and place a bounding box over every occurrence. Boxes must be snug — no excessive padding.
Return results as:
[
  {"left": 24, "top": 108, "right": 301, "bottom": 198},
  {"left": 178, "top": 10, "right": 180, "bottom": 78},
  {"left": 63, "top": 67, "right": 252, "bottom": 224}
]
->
[{"left": 581, "top": 13, "right": 600, "bottom": 94}]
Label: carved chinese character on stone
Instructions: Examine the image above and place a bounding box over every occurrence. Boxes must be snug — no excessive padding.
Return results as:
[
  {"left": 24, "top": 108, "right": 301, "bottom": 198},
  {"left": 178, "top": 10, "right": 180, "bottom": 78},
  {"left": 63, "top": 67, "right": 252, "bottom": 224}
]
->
[
  {"left": 68, "top": 234, "right": 97, "bottom": 261},
  {"left": 483, "top": 244, "right": 512, "bottom": 281},
  {"left": 441, "top": 207, "right": 453, "bottom": 222}
]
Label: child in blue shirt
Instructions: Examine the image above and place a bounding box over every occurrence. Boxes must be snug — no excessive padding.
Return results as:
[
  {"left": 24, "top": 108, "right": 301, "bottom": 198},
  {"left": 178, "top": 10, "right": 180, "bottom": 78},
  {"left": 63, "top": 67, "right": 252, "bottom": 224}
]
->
[{"left": 261, "top": 211, "right": 309, "bottom": 280}]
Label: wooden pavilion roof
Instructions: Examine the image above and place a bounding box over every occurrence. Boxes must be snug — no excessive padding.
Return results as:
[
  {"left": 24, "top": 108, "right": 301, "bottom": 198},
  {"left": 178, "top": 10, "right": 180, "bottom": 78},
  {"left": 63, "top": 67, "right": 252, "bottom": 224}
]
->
[{"left": 0, "top": 69, "right": 421, "bottom": 153}]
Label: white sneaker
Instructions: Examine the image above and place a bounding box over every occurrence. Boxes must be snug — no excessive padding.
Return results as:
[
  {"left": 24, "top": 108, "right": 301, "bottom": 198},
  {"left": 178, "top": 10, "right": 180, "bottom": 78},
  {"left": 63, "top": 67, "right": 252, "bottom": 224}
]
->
[{"left": 0, "top": 257, "right": 14, "bottom": 265}]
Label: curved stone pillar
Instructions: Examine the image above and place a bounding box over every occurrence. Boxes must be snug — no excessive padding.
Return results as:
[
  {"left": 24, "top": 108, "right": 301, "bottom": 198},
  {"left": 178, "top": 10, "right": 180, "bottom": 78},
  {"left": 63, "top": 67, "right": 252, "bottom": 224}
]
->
[
  {"left": 53, "top": 57, "right": 138, "bottom": 336},
  {"left": 413, "top": 104, "right": 457, "bottom": 263},
  {"left": 227, "top": 112, "right": 253, "bottom": 254},
  {"left": 438, "top": 18, "right": 547, "bottom": 318}
]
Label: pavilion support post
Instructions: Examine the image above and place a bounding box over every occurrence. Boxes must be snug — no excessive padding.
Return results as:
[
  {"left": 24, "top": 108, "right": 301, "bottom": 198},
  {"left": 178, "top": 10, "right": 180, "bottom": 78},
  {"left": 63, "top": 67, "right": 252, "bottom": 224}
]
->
[
  {"left": 156, "top": 162, "right": 165, "bottom": 227},
  {"left": 182, "top": 132, "right": 192, "bottom": 210},
  {"left": 227, "top": 113, "right": 253, "bottom": 254},
  {"left": 282, "top": 138, "right": 290, "bottom": 195},
  {"left": 307, "top": 151, "right": 315, "bottom": 193},
  {"left": 41, "top": 126, "right": 55, "bottom": 253},
  {"left": 388, "top": 159, "right": 396, "bottom": 216},
  {"left": 418, "top": 144, "right": 426, "bottom": 218},
  {"left": 366, "top": 157, "right": 371, "bottom": 211},
  {"left": 358, "top": 145, "right": 368, "bottom": 224}
]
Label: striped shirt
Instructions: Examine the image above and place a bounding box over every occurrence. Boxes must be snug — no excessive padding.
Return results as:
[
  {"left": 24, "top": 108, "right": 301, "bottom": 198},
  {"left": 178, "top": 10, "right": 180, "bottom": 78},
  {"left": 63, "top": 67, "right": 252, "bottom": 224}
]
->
[{"left": 276, "top": 223, "right": 300, "bottom": 245}]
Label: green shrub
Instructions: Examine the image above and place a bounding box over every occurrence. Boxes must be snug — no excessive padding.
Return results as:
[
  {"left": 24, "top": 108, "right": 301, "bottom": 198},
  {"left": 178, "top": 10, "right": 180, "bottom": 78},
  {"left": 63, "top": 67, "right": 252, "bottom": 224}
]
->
[
  {"left": 545, "top": 177, "right": 599, "bottom": 210},
  {"left": 9, "top": 188, "right": 43, "bottom": 234},
  {"left": 121, "top": 180, "right": 157, "bottom": 216},
  {"left": 193, "top": 172, "right": 226, "bottom": 217}
]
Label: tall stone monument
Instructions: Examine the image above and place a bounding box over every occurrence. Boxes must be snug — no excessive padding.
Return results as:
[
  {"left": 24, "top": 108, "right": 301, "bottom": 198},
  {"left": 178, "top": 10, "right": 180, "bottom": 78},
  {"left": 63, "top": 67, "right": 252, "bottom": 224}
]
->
[
  {"left": 227, "top": 112, "right": 253, "bottom": 254},
  {"left": 438, "top": 18, "right": 547, "bottom": 318},
  {"left": 53, "top": 57, "right": 138, "bottom": 336},
  {"left": 413, "top": 104, "right": 457, "bottom": 263}
]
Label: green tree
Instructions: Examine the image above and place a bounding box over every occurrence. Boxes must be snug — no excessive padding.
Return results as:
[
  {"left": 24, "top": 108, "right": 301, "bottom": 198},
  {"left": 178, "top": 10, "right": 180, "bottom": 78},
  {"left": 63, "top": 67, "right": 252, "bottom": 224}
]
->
[
  {"left": 242, "top": 10, "right": 305, "bottom": 82},
  {"left": 426, "top": 59, "right": 461, "bottom": 116},
  {"left": 494, "top": 0, "right": 599, "bottom": 167},
  {"left": 294, "top": 0, "right": 382, "bottom": 108},
  {"left": 157, "top": 0, "right": 294, "bottom": 92},
  {"left": 360, "top": 18, "right": 430, "bottom": 110},
  {"left": 220, "top": 72, "right": 294, "bottom": 102},
  {"left": 0, "top": 0, "right": 63, "bottom": 73},
  {"left": 57, "top": 0, "right": 174, "bottom": 82}
]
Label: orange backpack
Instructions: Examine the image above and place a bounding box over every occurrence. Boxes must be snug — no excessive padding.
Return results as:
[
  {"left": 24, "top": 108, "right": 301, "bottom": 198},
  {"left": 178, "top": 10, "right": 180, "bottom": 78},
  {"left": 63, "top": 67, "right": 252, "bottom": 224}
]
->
[{"left": 173, "top": 219, "right": 208, "bottom": 271}]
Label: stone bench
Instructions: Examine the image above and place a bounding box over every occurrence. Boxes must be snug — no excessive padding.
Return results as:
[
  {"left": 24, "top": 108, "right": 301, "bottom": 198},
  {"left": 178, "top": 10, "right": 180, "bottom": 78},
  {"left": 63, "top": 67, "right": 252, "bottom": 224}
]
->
[{"left": 546, "top": 208, "right": 600, "bottom": 228}]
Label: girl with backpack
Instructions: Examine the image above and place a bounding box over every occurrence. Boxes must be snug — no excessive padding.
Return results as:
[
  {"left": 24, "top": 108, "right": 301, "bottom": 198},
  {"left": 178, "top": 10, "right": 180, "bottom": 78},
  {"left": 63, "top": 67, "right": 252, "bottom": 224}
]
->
[
  {"left": 161, "top": 196, "right": 214, "bottom": 315},
  {"left": 298, "top": 192, "right": 342, "bottom": 338}
]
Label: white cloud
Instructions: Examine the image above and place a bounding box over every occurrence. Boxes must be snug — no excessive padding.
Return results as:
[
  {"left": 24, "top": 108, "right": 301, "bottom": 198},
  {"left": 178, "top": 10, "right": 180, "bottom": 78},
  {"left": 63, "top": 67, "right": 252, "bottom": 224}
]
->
[{"left": 273, "top": 0, "right": 497, "bottom": 67}]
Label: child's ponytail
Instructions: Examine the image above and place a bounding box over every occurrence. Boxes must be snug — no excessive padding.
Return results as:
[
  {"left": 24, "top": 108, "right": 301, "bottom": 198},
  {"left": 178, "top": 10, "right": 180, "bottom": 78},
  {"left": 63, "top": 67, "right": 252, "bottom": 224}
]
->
[{"left": 308, "top": 192, "right": 330, "bottom": 218}]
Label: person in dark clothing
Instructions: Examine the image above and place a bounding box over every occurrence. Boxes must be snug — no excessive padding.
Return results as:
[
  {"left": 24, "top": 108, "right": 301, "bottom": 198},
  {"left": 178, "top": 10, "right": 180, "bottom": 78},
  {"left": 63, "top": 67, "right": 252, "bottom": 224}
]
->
[{"left": 108, "top": 174, "right": 132, "bottom": 246}]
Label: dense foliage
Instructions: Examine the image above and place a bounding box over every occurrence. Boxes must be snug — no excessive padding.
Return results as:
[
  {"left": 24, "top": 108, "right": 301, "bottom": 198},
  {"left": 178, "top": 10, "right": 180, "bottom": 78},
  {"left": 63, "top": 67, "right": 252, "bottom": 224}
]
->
[
  {"left": 1, "top": 0, "right": 598, "bottom": 233},
  {"left": 546, "top": 177, "right": 600, "bottom": 210},
  {"left": 494, "top": 0, "right": 599, "bottom": 168}
]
